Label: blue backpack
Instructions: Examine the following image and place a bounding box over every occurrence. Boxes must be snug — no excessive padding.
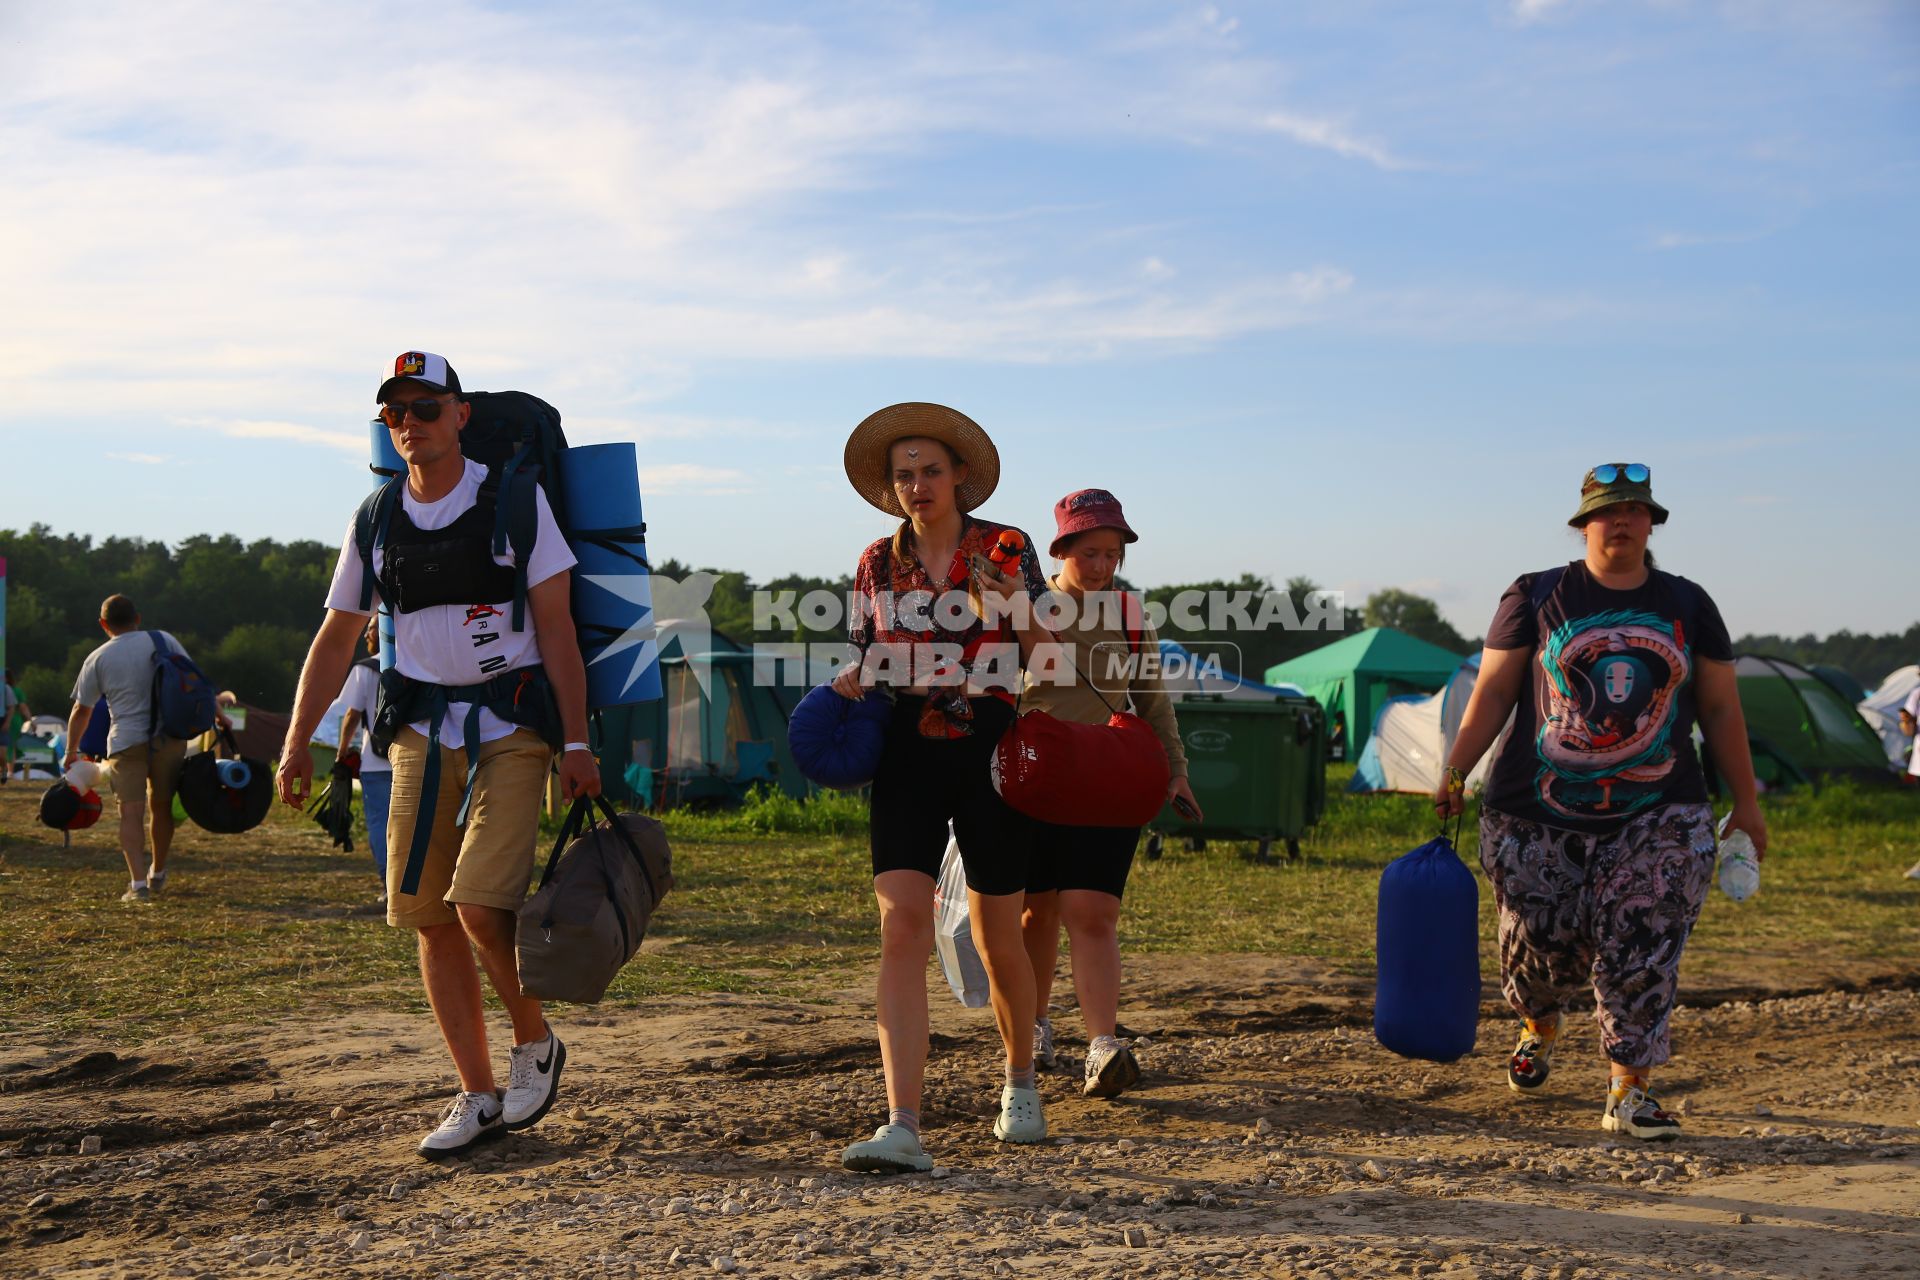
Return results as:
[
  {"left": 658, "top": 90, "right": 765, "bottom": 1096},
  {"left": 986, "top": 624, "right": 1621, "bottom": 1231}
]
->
[{"left": 148, "top": 632, "right": 218, "bottom": 742}]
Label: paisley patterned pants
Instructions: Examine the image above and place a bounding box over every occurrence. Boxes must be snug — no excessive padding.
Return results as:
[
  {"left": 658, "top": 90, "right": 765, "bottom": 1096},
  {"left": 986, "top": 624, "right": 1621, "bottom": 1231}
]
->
[{"left": 1478, "top": 803, "right": 1716, "bottom": 1069}]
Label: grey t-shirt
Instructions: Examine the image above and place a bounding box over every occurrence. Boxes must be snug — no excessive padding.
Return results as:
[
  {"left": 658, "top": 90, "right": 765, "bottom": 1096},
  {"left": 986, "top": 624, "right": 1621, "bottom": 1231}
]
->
[{"left": 73, "top": 631, "right": 184, "bottom": 757}]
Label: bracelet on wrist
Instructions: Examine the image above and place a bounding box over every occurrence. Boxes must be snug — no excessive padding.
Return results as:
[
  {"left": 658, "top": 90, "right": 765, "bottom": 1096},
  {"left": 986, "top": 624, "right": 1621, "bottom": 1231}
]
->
[
  {"left": 1444, "top": 765, "right": 1465, "bottom": 793},
  {"left": 563, "top": 742, "right": 592, "bottom": 755}
]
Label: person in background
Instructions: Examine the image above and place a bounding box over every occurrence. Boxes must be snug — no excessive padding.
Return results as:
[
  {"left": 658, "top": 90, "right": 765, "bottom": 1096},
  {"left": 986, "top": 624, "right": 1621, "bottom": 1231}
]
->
[
  {"left": 337, "top": 617, "right": 393, "bottom": 890},
  {"left": 2, "top": 670, "right": 30, "bottom": 782},
  {"left": 63, "top": 595, "right": 224, "bottom": 903},
  {"left": 1900, "top": 689, "right": 1920, "bottom": 877},
  {"left": 1018, "top": 490, "right": 1199, "bottom": 1100},
  {"left": 1436, "top": 463, "right": 1766, "bottom": 1141}
]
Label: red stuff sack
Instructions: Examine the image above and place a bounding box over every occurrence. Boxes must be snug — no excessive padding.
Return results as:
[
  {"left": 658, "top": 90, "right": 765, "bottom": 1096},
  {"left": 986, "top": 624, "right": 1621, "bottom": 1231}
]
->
[{"left": 991, "top": 709, "right": 1170, "bottom": 828}]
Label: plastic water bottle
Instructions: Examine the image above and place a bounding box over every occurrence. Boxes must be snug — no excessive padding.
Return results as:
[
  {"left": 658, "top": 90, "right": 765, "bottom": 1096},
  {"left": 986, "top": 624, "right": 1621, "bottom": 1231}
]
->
[{"left": 1716, "top": 813, "right": 1761, "bottom": 903}]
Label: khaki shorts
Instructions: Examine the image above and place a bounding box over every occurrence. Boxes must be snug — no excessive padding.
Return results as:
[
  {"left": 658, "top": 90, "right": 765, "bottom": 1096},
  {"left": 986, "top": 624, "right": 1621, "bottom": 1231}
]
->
[
  {"left": 384, "top": 726, "right": 552, "bottom": 928},
  {"left": 108, "top": 739, "right": 188, "bottom": 817}
]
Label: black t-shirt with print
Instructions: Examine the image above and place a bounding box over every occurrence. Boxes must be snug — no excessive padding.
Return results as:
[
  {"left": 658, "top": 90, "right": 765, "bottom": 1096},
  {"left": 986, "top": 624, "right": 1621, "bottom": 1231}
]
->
[{"left": 1482, "top": 560, "right": 1733, "bottom": 834}]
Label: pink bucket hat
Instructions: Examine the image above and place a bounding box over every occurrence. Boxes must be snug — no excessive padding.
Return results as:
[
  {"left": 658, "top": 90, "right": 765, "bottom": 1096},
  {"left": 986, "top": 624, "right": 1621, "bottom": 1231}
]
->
[{"left": 1049, "top": 488, "right": 1138, "bottom": 558}]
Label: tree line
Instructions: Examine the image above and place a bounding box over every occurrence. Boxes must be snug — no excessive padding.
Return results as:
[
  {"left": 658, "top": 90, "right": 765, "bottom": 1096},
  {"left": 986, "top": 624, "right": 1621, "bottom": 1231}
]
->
[{"left": 4, "top": 525, "right": 1909, "bottom": 718}]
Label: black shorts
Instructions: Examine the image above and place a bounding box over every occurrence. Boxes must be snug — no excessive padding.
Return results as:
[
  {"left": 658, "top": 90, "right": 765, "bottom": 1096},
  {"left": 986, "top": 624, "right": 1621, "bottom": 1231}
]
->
[
  {"left": 1025, "top": 819, "right": 1141, "bottom": 899},
  {"left": 868, "top": 695, "right": 1032, "bottom": 897}
]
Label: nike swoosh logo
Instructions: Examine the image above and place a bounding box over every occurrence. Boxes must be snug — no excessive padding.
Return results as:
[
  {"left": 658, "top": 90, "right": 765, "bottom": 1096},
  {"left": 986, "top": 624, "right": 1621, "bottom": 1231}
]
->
[
  {"left": 480, "top": 1109, "right": 501, "bottom": 1126},
  {"left": 536, "top": 1043, "right": 555, "bottom": 1074}
]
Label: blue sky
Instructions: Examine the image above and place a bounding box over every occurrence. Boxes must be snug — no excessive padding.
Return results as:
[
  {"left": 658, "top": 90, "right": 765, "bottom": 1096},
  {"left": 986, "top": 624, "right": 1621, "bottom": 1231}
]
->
[{"left": 2, "top": 0, "right": 1915, "bottom": 638}]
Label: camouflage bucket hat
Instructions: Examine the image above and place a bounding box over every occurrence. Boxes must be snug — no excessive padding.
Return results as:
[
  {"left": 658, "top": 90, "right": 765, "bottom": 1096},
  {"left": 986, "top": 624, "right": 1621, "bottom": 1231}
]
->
[{"left": 1569, "top": 462, "right": 1669, "bottom": 527}]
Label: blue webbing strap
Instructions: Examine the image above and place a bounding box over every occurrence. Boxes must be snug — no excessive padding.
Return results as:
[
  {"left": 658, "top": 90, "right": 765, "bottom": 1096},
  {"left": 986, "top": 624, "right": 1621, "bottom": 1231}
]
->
[{"left": 395, "top": 674, "right": 510, "bottom": 898}]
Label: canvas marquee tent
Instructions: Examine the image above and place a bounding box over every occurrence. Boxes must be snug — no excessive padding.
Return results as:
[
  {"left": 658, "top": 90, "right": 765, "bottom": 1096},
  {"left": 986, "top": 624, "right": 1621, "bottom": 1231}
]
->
[
  {"left": 1733, "top": 654, "right": 1892, "bottom": 788},
  {"left": 1265, "top": 628, "right": 1467, "bottom": 758}
]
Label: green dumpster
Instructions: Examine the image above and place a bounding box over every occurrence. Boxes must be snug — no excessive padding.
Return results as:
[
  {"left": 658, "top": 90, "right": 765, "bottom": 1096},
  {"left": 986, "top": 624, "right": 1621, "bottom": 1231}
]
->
[{"left": 1146, "top": 694, "right": 1327, "bottom": 863}]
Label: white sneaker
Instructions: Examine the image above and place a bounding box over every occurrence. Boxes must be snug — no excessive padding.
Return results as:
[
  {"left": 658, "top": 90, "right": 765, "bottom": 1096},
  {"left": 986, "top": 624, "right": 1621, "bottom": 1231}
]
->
[
  {"left": 1034, "top": 1019, "right": 1057, "bottom": 1070},
  {"left": 502, "top": 1027, "right": 565, "bottom": 1131},
  {"left": 1600, "top": 1080, "right": 1682, "bottom": 1141},
  {"left": 417, "top": 1091, "right": 505, "bottom": 1158},
  {"left": 1083, "top": 1037, "right": 1141, "bottom": 1099}
]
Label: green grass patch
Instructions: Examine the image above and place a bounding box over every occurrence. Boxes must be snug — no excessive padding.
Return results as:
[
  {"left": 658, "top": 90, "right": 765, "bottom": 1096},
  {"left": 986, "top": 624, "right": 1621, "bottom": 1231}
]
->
[{"left": 2, "top": 769, "right": 1914, "bottom": 1043}]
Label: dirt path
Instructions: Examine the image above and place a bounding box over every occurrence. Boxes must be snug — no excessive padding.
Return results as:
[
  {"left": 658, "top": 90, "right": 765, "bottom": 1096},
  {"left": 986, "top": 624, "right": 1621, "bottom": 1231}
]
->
[{"left": 3, "top": 958, "right": 1916, "bottom": 1279}]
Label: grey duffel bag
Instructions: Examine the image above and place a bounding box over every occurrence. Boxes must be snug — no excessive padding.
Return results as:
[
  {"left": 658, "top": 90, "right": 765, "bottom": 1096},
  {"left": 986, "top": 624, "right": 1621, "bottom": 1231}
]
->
[{"left": 516, "top": 795, "right": 674, "bottom": 1004}]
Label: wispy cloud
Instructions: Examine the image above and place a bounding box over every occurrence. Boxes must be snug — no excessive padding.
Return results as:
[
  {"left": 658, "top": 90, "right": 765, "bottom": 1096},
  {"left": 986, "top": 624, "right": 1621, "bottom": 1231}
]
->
[
  {"left": 172, "top": 417, "right": 363, "bottom": 453},
  {"left": 1647, "top": 227, "right": 1779, "bottom": 251},
  {"left": 1512, "top": 0, "right": 1575, "bottom": 25},
  {"left": 1259, "top": 111, "right": 1409, "bottom": 170},
  {"left": 640, "top": 464, "right": 752, "bottom": 495},
  {"left": 106, "top": 452, "right": 170, "bottom": 465}
]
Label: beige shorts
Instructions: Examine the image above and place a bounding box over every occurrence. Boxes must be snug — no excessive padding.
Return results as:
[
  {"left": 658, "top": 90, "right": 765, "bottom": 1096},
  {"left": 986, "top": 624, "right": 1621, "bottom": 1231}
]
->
[
  {"left": 108, "top": 739, "right": 187, "bottom": 817},
  {"left": 384, "top": 726, "right": 552, "bottom": 928}
]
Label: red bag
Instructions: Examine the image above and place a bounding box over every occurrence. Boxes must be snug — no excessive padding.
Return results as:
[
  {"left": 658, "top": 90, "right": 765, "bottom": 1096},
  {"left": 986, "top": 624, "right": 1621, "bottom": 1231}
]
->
[{"left": 991, "top": 708, "right": 1170, "bottom": 828}]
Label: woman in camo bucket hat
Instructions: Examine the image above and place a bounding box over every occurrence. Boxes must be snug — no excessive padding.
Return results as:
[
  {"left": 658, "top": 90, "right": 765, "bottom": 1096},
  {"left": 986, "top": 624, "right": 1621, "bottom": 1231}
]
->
[{"left": 1434, "top": 463, "right": 1764, "bottom": 1141}]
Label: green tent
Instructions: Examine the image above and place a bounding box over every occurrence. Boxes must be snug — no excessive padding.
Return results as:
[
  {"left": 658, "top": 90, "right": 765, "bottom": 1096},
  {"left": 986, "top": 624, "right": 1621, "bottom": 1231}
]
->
[
  {"left": 1731, "top": 655, "right": 1892, "bottom": 789},
  {"left": 590, "top": 628, "right": 806, "bottom": 810},
  {"left": 1266, "top": 628, "right": 1467, "bottom": 758}
]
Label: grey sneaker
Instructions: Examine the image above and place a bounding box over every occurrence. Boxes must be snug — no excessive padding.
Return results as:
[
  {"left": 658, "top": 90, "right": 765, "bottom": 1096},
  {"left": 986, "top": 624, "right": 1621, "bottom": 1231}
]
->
[
  {"left": 418, "top": 1091, "right": 506, "bottom": 1158},
  {"left": 1034, "top": 1019, "right": 1057, "bottom": 1070},
  {"left": 148, "top": 867, "right": 168, "bottom": 895},
  {"left": 502, "top": 1027, "right": 565, "bottom": 1131},
  {"left": 1083, "top": 1037, "right": 1141, "bottom": 1099},
  {"left": 120, "top": 884, "right": 151, "bottom": 904}
]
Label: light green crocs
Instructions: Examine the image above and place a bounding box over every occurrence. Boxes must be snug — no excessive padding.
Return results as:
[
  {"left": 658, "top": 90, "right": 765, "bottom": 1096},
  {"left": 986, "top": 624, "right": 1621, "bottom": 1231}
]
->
[
  {"left": 993, "top": 1086, "right": 1047, "bottom": 1143},
  {"left": 841, "top": 1124, "right": 933, "bottom": 1174}
]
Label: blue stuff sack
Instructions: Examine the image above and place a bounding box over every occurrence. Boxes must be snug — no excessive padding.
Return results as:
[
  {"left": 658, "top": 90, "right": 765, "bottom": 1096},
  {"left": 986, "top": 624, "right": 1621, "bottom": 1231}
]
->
[
  {"left": 787, "top": 684, "right": 891, "bottom": 789},
  {"left": 1374, "top": 835, "right": 1481, "bottom": 1062}
]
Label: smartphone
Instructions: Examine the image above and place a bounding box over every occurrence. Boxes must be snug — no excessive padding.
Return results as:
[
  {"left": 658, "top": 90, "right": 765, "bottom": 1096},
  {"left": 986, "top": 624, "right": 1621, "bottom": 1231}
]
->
[{"left": 1172, "top": 794, "right": 1200, "bottom": 821}]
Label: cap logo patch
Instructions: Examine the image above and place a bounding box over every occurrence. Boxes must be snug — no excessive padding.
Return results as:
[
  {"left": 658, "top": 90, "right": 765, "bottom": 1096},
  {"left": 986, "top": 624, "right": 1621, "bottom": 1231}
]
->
[
  {"left": 398, "top": 352, "right": 426, "bottom": 377},
  {"left": 1067, "top": 489, "right": 1117, "bottom": 510}
]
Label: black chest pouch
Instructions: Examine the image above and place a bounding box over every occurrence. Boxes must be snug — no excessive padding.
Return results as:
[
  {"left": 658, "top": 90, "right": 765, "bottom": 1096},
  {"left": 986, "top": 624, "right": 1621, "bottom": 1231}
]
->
[{"left": 380, "top": 503, "right": 517, "bottom": 615}]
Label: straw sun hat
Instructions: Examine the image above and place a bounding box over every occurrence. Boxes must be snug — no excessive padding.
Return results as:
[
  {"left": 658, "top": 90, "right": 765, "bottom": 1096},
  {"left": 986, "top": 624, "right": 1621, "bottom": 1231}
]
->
[{"left": 843, "top": 402, "right": 1001, "bottom": 517}]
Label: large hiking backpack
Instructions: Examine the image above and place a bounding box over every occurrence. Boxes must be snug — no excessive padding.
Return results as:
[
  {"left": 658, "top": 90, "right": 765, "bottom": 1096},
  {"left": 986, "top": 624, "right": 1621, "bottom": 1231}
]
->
[
  {"left": 353, "top": 391, "right": 570, "bottom": 633},
  {"left": 147, "top": 631, "right": 218, "bottom": 742}
]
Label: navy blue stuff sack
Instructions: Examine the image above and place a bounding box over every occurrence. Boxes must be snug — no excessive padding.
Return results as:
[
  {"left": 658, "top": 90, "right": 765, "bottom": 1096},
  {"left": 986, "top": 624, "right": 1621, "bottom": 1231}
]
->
[
  {"left": 787, "top": 684, "right": 891, "bottom": 789},
  {"left": 147, "top": 632, "right": 218, "bottom": 743},
  {"left": 1374, "top": 835, "right": 1481, "bottom": 1063}
]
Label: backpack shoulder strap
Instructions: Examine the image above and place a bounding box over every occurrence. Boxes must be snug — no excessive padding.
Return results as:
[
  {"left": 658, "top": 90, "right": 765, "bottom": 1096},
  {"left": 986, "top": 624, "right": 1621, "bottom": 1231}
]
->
[
  {"left": 483, "top": 462, "right": 541, "bottom": 634},
  {"left": 353, "top": 479, "right": 405, "bottom": 613},
  {"left": 1122, "top": 590, "right": 1145, "bottom": 657}
]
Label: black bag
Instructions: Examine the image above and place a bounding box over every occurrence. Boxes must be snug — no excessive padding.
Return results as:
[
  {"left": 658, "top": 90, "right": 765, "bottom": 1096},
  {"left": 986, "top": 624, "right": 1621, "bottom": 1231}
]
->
[
  {"left": 515, "top": 795, "right": 673, "bottom": 1004},
  {"left": 176, "top": 730, "right": 274, "bottom": 835}
]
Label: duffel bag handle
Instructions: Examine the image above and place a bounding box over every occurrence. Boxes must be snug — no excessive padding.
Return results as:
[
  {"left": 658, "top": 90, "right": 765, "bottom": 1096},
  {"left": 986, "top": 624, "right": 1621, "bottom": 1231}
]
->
[{"left": 537, "top": 793, "right": 661, "bottom": 904}]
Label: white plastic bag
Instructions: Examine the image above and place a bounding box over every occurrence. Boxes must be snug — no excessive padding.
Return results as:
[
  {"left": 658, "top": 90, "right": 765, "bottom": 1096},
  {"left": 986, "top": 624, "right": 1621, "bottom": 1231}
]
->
[{"left": 933, "top": 823, "right": 990, "bottom": 1008}]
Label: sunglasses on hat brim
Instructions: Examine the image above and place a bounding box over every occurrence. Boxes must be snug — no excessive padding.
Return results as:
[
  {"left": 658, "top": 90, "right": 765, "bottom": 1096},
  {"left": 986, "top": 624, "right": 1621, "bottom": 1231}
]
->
[{"left": 1590, "top": 462, "right": 1649, "bottom": 485}]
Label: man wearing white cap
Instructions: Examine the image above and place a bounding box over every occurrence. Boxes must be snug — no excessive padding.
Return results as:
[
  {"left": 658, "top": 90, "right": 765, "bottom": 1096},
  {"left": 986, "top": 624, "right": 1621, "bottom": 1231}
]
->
[{"left": 278, "top": 351, "right": 599, "bottom": 1158}]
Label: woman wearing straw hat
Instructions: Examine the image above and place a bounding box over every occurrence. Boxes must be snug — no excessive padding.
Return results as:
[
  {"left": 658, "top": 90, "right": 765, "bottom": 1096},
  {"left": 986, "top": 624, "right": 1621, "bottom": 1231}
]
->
[
  {"left": 1018, "top": 489, "right": 1201, "bottom": 1100},
  {"left": 1435, "top": 464, "right": 1767, "bottom": 1140},
  {"left": 835, "top": 402, "right": 1056, "bottom": 1173}
]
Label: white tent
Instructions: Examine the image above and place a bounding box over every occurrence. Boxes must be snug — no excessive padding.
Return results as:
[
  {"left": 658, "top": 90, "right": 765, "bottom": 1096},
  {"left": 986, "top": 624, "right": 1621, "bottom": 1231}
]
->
[
  {"left": 1859, "top": 664, "right": 1919, "bottom": 769},
  {"left": 1349, "top": 654, "right": 1511, "bottom": 794}
]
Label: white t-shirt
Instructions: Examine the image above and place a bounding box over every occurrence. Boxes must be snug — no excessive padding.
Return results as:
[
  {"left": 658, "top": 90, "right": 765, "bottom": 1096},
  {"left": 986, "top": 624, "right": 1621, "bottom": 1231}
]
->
[
  {"left": 324, "top": 459, "right": 575, "bottom": 745},
  {"left": 337, "top": 661, "right": 391, "bottom": 774}
]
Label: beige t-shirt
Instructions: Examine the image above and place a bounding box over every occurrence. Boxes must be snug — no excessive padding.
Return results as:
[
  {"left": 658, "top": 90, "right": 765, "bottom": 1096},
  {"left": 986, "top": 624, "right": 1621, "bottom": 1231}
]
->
[{"left": 1017, "top": 581, "right": 1187, "bottom": 779}]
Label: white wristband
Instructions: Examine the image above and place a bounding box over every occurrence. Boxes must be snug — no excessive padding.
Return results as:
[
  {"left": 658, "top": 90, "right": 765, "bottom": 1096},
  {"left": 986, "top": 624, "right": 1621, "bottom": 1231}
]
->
[{"left": 563, "top": 742, "right": 591, "bottom": 754}]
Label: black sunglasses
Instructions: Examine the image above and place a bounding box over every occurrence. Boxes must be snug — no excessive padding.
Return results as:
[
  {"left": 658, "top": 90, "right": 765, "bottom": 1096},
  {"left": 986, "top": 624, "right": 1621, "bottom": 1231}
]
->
[
  {"left": 1591, "top": 463, "right": 1649, "bottom": 485},
  {"left": 379, "top": 397, "right": 450, "bottom": 428}
]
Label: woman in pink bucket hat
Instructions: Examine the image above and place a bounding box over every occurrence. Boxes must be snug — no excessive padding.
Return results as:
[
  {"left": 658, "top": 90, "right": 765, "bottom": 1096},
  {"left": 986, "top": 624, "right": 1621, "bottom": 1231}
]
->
[{"left": 1018, "top": 488, "right": 1200, "bottom": 1100}]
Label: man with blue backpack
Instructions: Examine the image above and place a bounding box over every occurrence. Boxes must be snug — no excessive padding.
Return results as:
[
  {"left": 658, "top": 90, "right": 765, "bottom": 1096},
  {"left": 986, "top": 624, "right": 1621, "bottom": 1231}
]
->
[
  {"left": 277, "top": 350, "right": 600, "bottom": 1159},
  {"left": 63, "top": 594, "right": 223, "bottom": 903}
]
